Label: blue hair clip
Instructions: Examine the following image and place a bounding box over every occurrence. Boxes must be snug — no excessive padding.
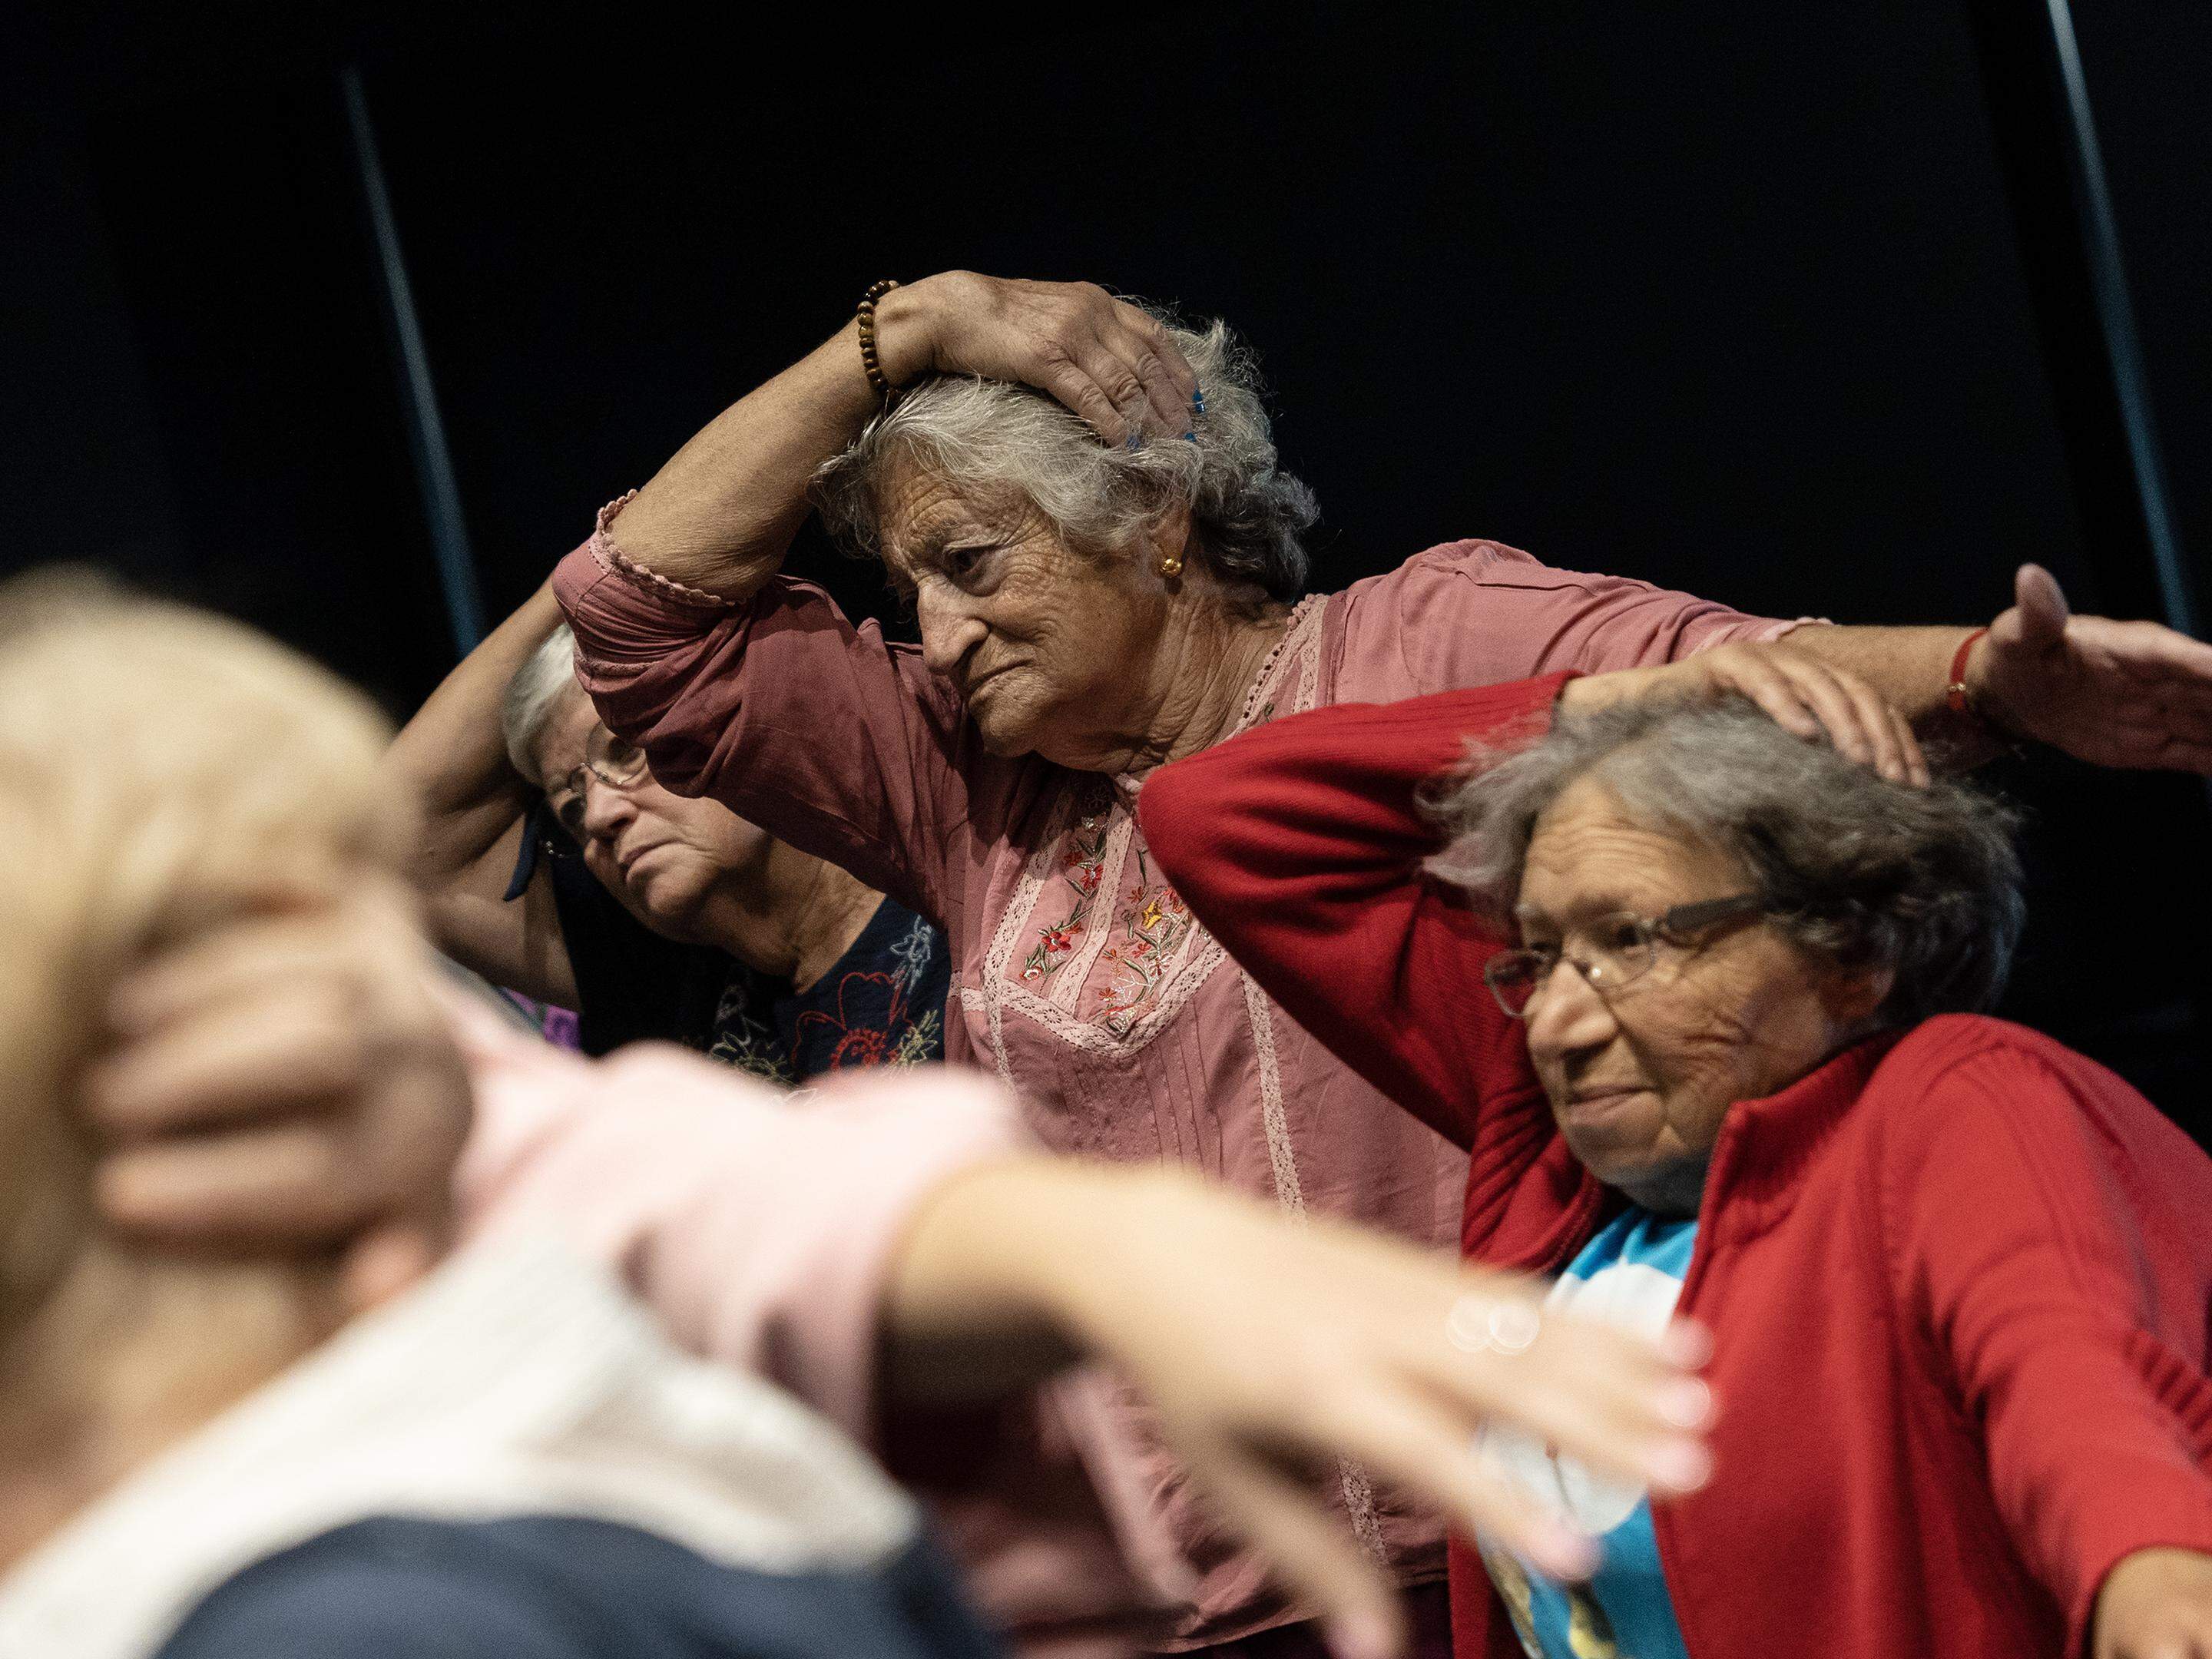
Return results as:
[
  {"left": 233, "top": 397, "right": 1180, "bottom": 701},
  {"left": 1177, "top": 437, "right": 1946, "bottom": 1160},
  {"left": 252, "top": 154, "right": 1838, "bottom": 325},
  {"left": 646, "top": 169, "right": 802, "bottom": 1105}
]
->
[
  {"left": 1125, "top": 431, "right": 1144, "bottom": 453},
  {"left": 1181, "top": 431, "right": 1197, "bottom": 442},
  {"left": 1192, "top": 387, "right": 1207, "bottom": 416}
]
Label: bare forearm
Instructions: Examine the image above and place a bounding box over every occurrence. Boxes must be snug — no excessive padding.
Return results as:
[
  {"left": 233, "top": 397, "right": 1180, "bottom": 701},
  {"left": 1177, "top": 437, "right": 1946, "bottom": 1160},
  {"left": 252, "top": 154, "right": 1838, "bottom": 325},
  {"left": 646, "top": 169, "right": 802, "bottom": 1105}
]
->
[
  {"left": 387, "top": 579, "right": 562, "bottom": 882},
  {"left": 610, "top": 290, "right": 928, "bottom": 598},
  {"left": 881, "top": 1158, "right": 1143, "bottom": 1405},
  {"left": 1784, "top": 623, "right": 2002, "bottom": 759}
]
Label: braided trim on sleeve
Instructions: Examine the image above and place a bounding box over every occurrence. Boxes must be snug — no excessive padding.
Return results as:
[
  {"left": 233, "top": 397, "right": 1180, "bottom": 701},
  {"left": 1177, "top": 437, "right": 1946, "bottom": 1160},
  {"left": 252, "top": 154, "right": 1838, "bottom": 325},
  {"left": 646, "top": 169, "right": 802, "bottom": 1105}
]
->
[{"left": 587, "top": 490, "right": 742, "bottom": 613}]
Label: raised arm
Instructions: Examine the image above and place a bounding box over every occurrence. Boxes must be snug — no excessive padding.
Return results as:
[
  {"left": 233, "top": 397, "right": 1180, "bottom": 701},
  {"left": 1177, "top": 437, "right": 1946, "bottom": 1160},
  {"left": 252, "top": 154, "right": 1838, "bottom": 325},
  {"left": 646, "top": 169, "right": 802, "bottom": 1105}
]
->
[
  {"left": 384, "top": 580, "right": 575, "bottom": 1008},
  {"left": 551, "top": 276, "right": 1200, "bottom": 917},
  {"left": 1140, "top": 677, "right": 1571, "bottom": 1149},
  {"left": 600, "top": 273, "right": 1197, "bottom": 598},
  {"left": 1347, "top": 541, "right": 2212, "bottom": 777}
]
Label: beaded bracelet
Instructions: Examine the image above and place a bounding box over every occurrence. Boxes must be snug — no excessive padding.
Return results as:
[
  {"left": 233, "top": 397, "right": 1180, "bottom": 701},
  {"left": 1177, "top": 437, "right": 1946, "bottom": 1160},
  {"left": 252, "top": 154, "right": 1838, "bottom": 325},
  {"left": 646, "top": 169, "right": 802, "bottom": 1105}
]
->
[{"left": 856, "top": 279, "right": 900, "bottom": 397}]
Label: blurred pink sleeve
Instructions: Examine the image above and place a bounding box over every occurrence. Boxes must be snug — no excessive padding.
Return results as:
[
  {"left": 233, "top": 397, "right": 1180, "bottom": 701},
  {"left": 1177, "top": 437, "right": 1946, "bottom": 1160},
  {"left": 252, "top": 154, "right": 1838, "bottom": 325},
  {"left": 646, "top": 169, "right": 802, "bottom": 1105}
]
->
[
  {"left": 1332, "top": 538, "right": 1823, "bottom": 699},
  {"left": 445, "top": 990, "right": 1023, "bottom": 1446},
  {"left": 440, "top": 992, "right": 1171, "bottom": 1651}
]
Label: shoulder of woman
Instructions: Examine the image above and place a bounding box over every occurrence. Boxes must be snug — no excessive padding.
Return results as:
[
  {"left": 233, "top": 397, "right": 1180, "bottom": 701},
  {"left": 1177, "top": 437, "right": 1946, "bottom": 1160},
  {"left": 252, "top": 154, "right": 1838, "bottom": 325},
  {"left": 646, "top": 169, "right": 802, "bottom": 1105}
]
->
[
  {"left": 1862, "top": 1015, "right": 2093, "bottom": 1125},
  {"left": 1328, "top": 539, "right": 1531, "bottom": 610},
  {"left": 1855, "top": 1014, "right": 2189, "bottom": 1200},
  {"left": 1322, "top": 538, "right": 1567, "bottom": 700}
]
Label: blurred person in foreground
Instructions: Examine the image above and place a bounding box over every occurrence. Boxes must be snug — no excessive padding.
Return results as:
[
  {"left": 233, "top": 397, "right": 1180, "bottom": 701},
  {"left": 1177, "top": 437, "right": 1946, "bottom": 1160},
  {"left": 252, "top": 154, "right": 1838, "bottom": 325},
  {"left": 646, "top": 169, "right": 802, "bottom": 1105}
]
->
[
  {"left": 390, "top": 583, "right": 948, "bottom": 1081},
  {"left": 0, "top": 581, "right": 1710, "bottom": 1659},
  {"left": 548, "top": 269, "right": 2212, "bottom": 1653},
  {"left": 1138, "top": 671, "right": 2212, "bottom": 1659}
]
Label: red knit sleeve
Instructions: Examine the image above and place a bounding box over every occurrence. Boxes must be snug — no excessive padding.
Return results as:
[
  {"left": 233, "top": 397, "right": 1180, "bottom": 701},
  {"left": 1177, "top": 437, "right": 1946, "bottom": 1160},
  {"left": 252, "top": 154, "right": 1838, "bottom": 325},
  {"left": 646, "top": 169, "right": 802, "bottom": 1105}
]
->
[
  {"left": 1138, "top": 677, "right": 1570, "bottom": 1151},
  {"left": 1876, "top": 1025, "right": 2212, "bottom": 1653}
]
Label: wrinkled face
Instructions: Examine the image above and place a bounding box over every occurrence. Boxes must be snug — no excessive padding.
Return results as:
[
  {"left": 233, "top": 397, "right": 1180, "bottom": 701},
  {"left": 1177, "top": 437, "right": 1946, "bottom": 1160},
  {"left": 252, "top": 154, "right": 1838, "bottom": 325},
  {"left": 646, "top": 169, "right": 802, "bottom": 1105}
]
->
[
  {"left": 531, "top": 688, "right": 770, "bottom": 940},
  {"left": 1514, "top": 774, "right": 1866, "bottom": 1214},
  {"left": 876, "top": 460, "right": 1169, "bottom": 763}
]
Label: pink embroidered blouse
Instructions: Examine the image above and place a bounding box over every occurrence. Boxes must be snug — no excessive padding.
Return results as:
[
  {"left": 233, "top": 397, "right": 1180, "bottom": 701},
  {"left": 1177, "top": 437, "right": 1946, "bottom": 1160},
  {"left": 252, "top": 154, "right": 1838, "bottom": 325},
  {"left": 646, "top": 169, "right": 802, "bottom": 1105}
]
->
[{"left": 553, "top": 499, "right": 1804, "bottom": 1648}]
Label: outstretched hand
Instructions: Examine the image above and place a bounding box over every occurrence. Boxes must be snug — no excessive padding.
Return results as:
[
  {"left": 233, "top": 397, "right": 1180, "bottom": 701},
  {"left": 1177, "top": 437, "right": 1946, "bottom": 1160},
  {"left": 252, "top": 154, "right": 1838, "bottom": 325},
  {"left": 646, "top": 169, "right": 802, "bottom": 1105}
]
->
[
  {"left": 1972, "top": 563, "right": 2212, "bottom": 773},
  {"left": 909, "top": 1164, "right": 1714, "bottom": 1659}
]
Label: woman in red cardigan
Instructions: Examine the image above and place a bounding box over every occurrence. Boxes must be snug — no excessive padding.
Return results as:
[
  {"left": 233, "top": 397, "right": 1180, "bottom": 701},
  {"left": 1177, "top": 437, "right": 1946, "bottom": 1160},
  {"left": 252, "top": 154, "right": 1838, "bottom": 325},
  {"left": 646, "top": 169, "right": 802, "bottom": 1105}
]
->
[{"left": 1137, "top": 667, "right": 2212, "bottom": 1659}]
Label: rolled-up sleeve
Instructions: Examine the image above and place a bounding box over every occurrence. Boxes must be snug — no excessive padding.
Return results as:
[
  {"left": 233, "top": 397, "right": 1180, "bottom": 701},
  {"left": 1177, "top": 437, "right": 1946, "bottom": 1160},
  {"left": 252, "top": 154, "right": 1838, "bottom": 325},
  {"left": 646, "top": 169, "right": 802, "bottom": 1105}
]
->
[
  {"left": 1334, "top": 540, "right": 1822, "bottom": 697},
  {"left": 448, "top": 992, "right": 1024, "bottom": 1448},
  {"left": 552, "top": 497, "right": 972, "bottom": 925}
]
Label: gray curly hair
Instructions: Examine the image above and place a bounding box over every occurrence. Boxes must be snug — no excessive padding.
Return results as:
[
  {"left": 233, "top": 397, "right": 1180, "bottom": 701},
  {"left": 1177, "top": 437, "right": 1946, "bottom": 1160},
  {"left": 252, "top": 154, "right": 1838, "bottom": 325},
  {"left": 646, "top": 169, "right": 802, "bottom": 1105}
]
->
[
  {"left": 1426, "top": 697, "right": 2026, "bottom": 1028},
  {"left": 813, "top": 310, "right": 1317, "bottom": 603}
]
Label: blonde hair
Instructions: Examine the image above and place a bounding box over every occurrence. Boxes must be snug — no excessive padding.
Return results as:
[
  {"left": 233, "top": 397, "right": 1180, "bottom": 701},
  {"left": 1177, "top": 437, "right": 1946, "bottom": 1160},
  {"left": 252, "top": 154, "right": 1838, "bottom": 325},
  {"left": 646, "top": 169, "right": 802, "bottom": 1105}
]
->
[{"left": 0, "top": 573, "right": 406, "bottom": 1330}]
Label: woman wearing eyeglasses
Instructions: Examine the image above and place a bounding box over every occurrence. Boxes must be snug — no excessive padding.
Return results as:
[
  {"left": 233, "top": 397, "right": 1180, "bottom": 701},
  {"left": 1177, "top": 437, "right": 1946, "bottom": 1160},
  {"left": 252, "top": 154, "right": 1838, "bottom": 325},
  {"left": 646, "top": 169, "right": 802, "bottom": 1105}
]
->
[
  {"left": 1138, "top": 662, "right": 2212, "bottom": 1659},
  {"left": 390, "top": 583, "right": 949, "bottom": 1082}
]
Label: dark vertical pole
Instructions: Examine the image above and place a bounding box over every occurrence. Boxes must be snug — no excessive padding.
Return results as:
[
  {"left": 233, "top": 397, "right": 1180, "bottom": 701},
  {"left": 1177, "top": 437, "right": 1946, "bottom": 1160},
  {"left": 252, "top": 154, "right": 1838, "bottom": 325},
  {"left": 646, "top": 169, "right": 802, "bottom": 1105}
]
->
[
  {"left": 1969, "top": 0, "right": 2196, "bottom": 635},
  {"left": 2040, "top": 0, "right": 2194, "bottom": 635},
  {"left": 340, "top": 63, "right": 485, "bottom": 656}
]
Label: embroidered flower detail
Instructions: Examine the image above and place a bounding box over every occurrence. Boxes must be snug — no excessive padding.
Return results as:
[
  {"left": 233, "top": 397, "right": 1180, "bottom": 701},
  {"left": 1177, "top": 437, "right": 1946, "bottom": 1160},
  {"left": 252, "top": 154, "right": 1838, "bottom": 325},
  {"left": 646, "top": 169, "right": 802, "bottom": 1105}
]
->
[
  {"left": 1024, "top": 820, "right": 1108, "bottom": 980},
  {"left": 1091, "top": 862, "right": 1194, "bottom": 1036}
]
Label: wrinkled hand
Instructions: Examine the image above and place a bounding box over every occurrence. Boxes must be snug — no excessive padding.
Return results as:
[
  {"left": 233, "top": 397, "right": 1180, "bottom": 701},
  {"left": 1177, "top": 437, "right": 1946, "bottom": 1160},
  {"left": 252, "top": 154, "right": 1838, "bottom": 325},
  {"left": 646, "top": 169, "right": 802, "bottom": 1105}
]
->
[
  {"left": 1560, "top": 641, "right": 1929, "bottom": 785},
  {"left": 1972, "top": 564, "right": 2212, "bottom": 772},
  {"left": 882, "top": 271, "right": 1200, "bottom": 449},
  {"left": 2094, "top": 1547, "right": 2212, "bottom": 1659},
  {"left": 83, "top": 884, "right": 471, "bottom": 1310},
  {"left": 1038, "top": 1171, "right": 1713, "bottom": 1659}
]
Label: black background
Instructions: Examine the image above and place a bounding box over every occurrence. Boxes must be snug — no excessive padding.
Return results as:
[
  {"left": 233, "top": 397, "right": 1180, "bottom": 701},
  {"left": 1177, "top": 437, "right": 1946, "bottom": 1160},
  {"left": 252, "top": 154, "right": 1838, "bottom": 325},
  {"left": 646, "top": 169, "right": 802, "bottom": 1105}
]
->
[{"left": 6, "top": 2, "right": 2209, "bottom": 1137}]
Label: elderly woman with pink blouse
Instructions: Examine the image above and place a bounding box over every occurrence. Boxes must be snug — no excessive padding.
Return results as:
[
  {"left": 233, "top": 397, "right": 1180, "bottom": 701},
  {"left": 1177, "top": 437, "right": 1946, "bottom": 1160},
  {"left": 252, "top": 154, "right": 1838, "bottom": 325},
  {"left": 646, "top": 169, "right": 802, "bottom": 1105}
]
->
[{"left": 551, "top": 272, "right": 2212, "bottom": 1654}]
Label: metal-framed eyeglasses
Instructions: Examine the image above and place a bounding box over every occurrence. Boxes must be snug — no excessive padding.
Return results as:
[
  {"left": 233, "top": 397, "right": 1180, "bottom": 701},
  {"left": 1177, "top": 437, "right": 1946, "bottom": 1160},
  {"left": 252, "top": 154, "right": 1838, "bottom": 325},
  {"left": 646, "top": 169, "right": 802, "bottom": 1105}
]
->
[
  {"left": 547, "top": 725, "right": 650, "bottom": 840},
  {"left": 1482, "top": 893, "right": 1769, "bottom": 1020}
]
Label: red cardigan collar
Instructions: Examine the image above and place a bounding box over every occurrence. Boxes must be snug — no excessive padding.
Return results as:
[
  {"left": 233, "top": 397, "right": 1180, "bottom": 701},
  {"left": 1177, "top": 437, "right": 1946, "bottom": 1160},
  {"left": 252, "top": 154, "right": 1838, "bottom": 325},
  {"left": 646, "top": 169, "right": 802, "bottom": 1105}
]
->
[{"left": 1695, "top": 1028, "right": 1907, "bottom": 1236}]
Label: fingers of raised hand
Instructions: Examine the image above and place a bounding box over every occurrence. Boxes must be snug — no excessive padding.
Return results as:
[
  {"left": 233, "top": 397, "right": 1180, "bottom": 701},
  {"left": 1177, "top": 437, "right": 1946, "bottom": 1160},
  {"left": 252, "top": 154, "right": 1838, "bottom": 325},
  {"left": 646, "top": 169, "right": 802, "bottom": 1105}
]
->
[
  {"left": 1710, "top": 649, "right": 1924, "bottom": 783},
  {"left": 1311, "top": 1384, "right": 1597, "bottom": 1582},
  {"left": 94, "top": 1039, "right": 466, "bottom": 1250},
  {"left": 1694, "top": 647, "right": 1823, "bottom": 743},
  {"left": 1028, "top": 342, "right": 1140, "bottom": 449},
  {"left": 1422, "top": 1295, "right": 1714, "bottom": 1497},
  {"left": 93, "top": 904, "right": 432, "bottom": 1134},
  {"left": 106, "top": 901, "right": 423, "bottom": 1038},
  {"left": 84, "top": 898, "right": 469, "bottom": 1247},
  {"left": 1805, "top": 658, "right": 1923, "bottom": 783},
  {"left": 2076, "top": 617, "right": 2212, "bottom": 690},
  {"left": 1184, "top": 1444, "right": 1409, "bottom": 1659},
  {"left": 991, "top": 281, "right": 1197, "bottom": 446},
  {"left": 1104, "top": 300, "right": 1200, "bottom": 432},
  {"left": 86, "top": 981, "right": 371, "bottom": 1135},
  {"left": 96, "top": 1117, "right": 382, "bottom": 1247}
]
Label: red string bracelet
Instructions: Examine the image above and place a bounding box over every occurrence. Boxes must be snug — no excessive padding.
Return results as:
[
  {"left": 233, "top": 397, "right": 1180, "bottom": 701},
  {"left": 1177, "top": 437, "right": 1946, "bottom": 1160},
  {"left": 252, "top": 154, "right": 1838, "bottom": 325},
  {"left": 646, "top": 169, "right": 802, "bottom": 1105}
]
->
[{"left": 1945, "top": 627, "right": 1989, "bottom": 717}]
